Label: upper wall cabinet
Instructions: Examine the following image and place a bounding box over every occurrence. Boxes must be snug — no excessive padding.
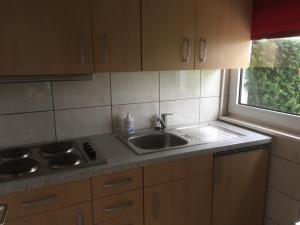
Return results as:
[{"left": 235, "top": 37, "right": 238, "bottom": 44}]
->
[
  {"left": 92, "top": 0, "right": 141, "bottom": 72},
  {"left": 142, "top": 0, "right": 196, "bottom": 71},
  {"left": 195, "top": 0, "right": 252, "bottom": 69},
  {"left": 0, "top": 0, "right": 93, "bottom": 76}
]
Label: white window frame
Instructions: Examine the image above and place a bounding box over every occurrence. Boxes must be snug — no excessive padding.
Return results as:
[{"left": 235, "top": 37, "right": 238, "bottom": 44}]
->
[{"left": 227, "top": 69, "right": 300, "bottom": 132}]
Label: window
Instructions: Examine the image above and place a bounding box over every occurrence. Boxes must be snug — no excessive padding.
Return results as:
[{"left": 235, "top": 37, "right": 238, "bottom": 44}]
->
[{"left": 239, "top": 37, "right": 300, "bottom": 116}]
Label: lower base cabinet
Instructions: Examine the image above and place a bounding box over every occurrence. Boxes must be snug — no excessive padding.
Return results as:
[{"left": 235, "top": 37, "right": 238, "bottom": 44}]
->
[
  {"left": 6, "top": 202, "right": 92, "bottom": 225},
  {"left": 212, "top": 149, "right": 269, "bottom": 225},
  {"left": 144, "top": 174, "right": 212, "bottom": 225}
]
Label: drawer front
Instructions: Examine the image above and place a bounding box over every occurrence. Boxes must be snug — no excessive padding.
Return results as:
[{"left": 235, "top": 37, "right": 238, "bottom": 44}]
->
[
  {"left": 0, "top": 179, "right": 91, "bottom": 220},
  {"left": 144, "top": 154, "right": 213, "bottom": 186},
  {"left": 95, "top": 213, "right": 143, "bottom": 225},
  {"left": 6, "top": 202, "right": 92, "bottom": 225},
  {"left": 92, "top": 169, "right": 143, "bottom": 199},
  {"left": 93, "top": 189, "right": 143, "bottom": 224}
]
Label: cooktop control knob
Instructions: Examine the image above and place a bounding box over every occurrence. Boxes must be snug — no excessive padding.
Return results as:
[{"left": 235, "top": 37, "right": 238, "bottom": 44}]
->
[{"left": 83, "top": 142, "right": 97, "bottom": 160}]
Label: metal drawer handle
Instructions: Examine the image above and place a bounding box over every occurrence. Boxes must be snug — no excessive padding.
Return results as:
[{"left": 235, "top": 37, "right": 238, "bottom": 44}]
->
[
  {"left": 152, "top": 192, "right": 160, "bottom": 219},
  {"left": 199, "top": 38, "right": 207, "bottom": 63},
  {"left": 181, "top": 38, "right": 190, "bottom": 63},
  {"left": 103, "top": 177, "right": 132, "bottom": 188},
  {"left": 76, "top": 212, "right": 84, "bottom": 225},
  {"left": 79, "top": 33, "right": 85, "bottom": 64},
  {"left": 21, "top": 195, "right": 57, "bottom": 207},
  {"left": 0, "top": 204, "right": 8, "bottom": 225},
  {"left": 105, "top": 201, "right": 133, "bottom": 213}
]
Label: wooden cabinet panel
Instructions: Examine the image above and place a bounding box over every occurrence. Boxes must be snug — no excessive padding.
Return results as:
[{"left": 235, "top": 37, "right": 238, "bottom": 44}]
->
[
  {"left": 0, "top": 179, "right": 91, "bottom": 220},
  {"left": 195, "top": 0, "right": 252, "bottom": 69},
  {"left": 144, "top": 154, "right": 212, "bottom": 186},
  {"left": 212, "top": 149, "right": 269, "bottom": 225},
  {"left": 144, "top": 174, "right": 212, "bottom": 225},
  {"left": 95, "top": 213, "right": 143, "bottom": 225},
  {"left": 93, "top": 189, "right": 143, "bottom": 224},
  {"left": 0, "top": 0, "right": 93, "bottom": 75},
  {"left": 142, "top": 0, "right": 196, "bottom": 70},
  {"left": 92, "top": 0, "right": 141, "bottom": 72},
  {"left": 92, "top": 169, "right": 143, "bottom": 199},
  {"left": 6, "top": 202, "right": 92, "bottom": 225}
]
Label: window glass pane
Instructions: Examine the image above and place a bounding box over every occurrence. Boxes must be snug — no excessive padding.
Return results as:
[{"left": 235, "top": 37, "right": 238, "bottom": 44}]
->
[{"left": 239, "top": 37, "right": 300, "bottom": 116}]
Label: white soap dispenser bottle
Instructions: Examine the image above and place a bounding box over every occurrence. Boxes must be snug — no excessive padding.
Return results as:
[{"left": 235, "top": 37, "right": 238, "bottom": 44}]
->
[{"left": 124, "top": 112, "right": 134, "bottom": 134}]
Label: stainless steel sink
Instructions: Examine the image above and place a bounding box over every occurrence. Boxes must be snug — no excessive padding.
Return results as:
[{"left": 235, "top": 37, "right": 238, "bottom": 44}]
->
[
  {"left": 120, "top": 124, "right": 243, "bottom": 155},
  {"left": 120, "top": 131, "right": 188, "bottom": 154}
]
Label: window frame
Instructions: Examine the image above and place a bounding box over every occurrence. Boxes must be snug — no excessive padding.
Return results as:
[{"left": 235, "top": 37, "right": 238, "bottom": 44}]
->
[{"left": 227, "top": 69, "right": 300, "bottom": 132}]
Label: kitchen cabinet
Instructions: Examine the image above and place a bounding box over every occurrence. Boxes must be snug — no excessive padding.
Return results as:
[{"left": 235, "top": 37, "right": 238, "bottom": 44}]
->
[
  {"left": 0, "top": 0, "right": 93, "bottom": 75},
  {"left": 92, "top": 0, "right": 141, "bottom": 72},
  {"left": 6, "top": 202, "right": 92, "bottom": 225},
  {"left": 142, "top": 0, "right": 196, "bottom": 70},
  {"left": 144, "top": 154, "right": 213, "bottom": 225},
  {"left": 195, "top": 0, "right": 252, "bottom": 69},
  {"left": 212, "top": 149, "right": 269, "bottom": 225}
]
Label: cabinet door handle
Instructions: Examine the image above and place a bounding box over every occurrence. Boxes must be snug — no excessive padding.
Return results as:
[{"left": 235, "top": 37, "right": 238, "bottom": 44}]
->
[
  {"left": 76, "top": 212, "right": 84, "bottom": 225},
  {"left": 0, "top": 204, "right": 8, "bottom": 225},
  {"left": 199, "top": 38, "right": 207, "bottom": 63},
  {"left": 79, "top": 33, "right": 85, "bottom": 64},
  {"left": 152, "top": 192, "right": 160, "bottom": 219},
  {"left": 103, "top": 177, "right": 132, "bottom": 188},
  {"left": 181, "top": 38, "right": 190, "bottom": 63},
  {"left": 100, "top": 35, "right": 108, "bottom": 64},
  {"left": 21, "top": 195, "right": 57, "bottom": 207},
  {"left": 105, "top": 201, "right": 133, "bottom": 213}
]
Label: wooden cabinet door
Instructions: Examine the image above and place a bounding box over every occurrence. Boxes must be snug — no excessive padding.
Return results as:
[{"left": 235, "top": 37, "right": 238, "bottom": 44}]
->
[
  {"left": 0, "top": 0, "right": 93, "bottom": 75},
  {"left": 92, "top": 0, "right": 141, "bottom": 72},
  {"left": 212, "top": 149, "right": 269, "bottom": 225},
  {"left": 142, "top": 0, "right": 196, "bottom": 70},
  {"left": 195, "top": 0, "right": 252, "bottom": 69},
  {"left": 144, "top": 174, "right": 212, "bottom": 225},
  {"left": 6, "top": 202, "right": 92, "bottom": 225}
]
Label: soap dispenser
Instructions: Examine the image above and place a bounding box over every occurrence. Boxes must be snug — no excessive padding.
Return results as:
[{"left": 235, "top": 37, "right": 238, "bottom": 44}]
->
[{"left": 124, "top": 112, "right": 134, "bottom": 134}]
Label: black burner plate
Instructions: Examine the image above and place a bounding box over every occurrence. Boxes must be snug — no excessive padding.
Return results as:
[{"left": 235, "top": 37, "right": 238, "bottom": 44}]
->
[
  {"left": 0, "top": 148, "right": 31, "bottom": 160},
  {"left": 0, "top": 158, "right": 38, "bottom": 178},
  {"left": 40, "top": 142, "right": 74, "bottom": 157},
  {"left": 49, "top": 153, "right": 81, "bottom": 169}
]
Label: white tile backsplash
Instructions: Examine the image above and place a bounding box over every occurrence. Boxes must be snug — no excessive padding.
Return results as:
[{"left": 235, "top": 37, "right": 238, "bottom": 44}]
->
[
  {"left": 55, "top": 106, "right": 112, "bottom": 140},
  {"left": 200, "top": 97, "right": 220, "bottom": 122},
  {"left": 160, "top": 70, "right": 201, "bottom": 101},
  {"left": 201, "top": 70, "right": 221, "bottom": 97},
  {"left": 0, "top": 70, "right": 222, "bottom": 145},
  {"left": 112, "top": 102, "right": 159, "bottom": 132},
  {"left": 0, "top": 82, "right": 52, "bottom": 114},
  {"left": 52, "top": 73, "right": 111, "bottom": 110},
  {"left": 160, "top": 99, "right": 200, "bottom": 126},
  {"left": 111, "top": 71, "right": 159, "bottom": 105},
  {"left": 0, "top": 112, "right": 55, "bottom": 148}
]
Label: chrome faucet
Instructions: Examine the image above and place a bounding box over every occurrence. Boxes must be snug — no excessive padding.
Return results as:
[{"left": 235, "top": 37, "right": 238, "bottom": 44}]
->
[{"left": 159, "top": 113, "right": 173, "bottom": 130}]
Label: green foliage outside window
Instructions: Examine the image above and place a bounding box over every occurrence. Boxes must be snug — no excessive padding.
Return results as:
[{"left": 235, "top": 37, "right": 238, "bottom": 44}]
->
[{"left": 244, "top": 38, "right": 300, "bottom": 115}]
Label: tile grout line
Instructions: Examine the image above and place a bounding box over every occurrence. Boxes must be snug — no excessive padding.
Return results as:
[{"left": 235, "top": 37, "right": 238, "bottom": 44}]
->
[
  {"left": 50, "top": 82, "right": 58, "bottom": 141},
  {"left": 271, "top": 154, "right": 300, "bottom": 167},
  {"left": 268, "top": 186, "right": 300, "bottom": 203}
]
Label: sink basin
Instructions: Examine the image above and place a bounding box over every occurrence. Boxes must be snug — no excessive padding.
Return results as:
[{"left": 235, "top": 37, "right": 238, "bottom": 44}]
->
[{"left": 121, "top": 132, "right": 188, "bottom": 154}]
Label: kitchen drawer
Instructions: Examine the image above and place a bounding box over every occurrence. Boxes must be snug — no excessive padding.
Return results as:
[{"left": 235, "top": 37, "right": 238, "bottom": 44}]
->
[
  {"left": 0, "top": 179, "right": 91, "bottom": 220},
  {"left": 144, "top": 154, "right": 213, "bottom": 186},
  {"left": 92, "top": 169, "right": 143, "bottom": 199},
  {"left": 6, "top": 202, "right": 92, "bottom": 225},
  {"left": 93, "top": 189, "right": 143, "bottom": 223},
  {"left": 95, "top": 213, "right": 143, "bottom": 225}
]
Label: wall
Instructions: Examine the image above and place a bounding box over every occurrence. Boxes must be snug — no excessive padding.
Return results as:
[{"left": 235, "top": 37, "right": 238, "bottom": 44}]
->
[
  {"left": 0, "top": 70, "right": 222, "bottom": 148},
  {"left": 265, "top": 136, "right": 300, "bottom": 225}
]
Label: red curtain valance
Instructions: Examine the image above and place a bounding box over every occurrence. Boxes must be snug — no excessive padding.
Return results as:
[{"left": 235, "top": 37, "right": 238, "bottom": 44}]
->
[{"left": 251, "top": 0, "right": 300, "bottom": 40}]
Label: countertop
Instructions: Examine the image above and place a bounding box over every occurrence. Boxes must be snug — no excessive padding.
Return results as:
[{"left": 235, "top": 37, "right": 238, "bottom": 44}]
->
[{"left": 0, "top": 121, "right": 272, "bottom": 196}]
